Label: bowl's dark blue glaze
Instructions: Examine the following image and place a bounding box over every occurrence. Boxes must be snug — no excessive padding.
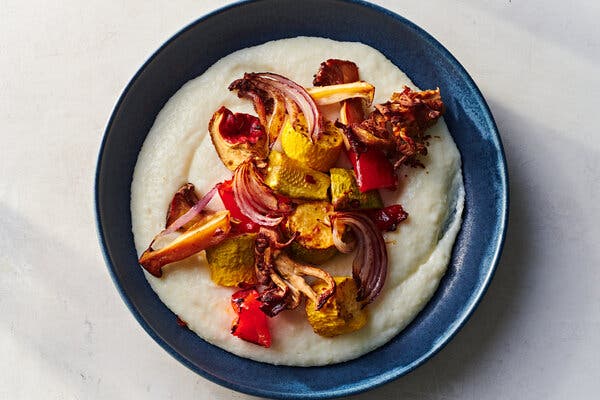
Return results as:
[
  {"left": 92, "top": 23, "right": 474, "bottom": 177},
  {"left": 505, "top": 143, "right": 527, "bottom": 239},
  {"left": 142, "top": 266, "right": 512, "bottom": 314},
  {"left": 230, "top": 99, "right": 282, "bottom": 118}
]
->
[{"left": 95, "top": 0, "right": 508, "bottom": 398}]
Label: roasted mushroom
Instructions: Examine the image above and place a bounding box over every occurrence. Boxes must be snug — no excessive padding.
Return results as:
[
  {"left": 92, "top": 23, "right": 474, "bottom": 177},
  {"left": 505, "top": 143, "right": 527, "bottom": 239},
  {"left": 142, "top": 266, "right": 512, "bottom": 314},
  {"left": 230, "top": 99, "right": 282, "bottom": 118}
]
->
[
  {"left": 139, "top": 211, "right": 231, "bottom": 278},
  {"left": 306, "top": 81, "right": 374, "bottom": 106},
  {"left": 253, "top": 227, "right": 336, "bottom": 317},
  {"left": 165, "top": 183, "right": 204, "bottom": 229}
]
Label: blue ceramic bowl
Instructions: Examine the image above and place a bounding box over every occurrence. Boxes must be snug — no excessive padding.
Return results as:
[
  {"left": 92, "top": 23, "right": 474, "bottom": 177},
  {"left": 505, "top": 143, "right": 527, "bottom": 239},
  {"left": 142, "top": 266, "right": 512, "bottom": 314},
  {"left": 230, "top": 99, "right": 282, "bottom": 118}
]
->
[{"left": 95, "top": 0, "right": 508, "bottom": 398}]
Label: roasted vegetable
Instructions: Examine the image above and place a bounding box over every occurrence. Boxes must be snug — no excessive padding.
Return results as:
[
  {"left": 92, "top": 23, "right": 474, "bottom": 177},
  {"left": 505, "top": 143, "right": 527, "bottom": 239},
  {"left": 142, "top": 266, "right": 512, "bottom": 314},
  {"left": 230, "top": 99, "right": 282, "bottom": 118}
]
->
[
  {"left": 315, "top": 59, "right": 366, "bottom": 145},
  {"left": 314, "top": 60, "right": 397, "bottom": 192},
  {"left": 274, "top": 253, "right": 336, "bottom": 310},
  {"left": 165, "top": 183, "right": 204, "bottom": 230},
  {"left": 346, "top": 148, "right": 397, "bottom": 192},
  {"left": 306, "top": 81, "right": 374, "bottom": 106},
  {"left": 209, "top": 106, "right": 268, "bottom": 171},
  {"left": 229, "top": 72, "right": 324, "bottom": 143},
  {"left": 330, "top": 168, "right": 383, "bottom": 210},
  {"left": 253, "top": 227, "right": 299, "bottom": 316},
  {"left": 232, "top": 159, "right": 294, "bottom": 227},
  {"left": 341, "top": 86, "right": 445, "bottom": 169},
  {"left": 205, "top": 233, "right": 257, "bottom": 287},
  {"left": 231, "top": 288, "right": 271, "bottom": 347},
  {"left": 306, "top": 276, "right": 368, "bottom": 337},
  {"left": 364, "top": 204, "right": 408, "bottom": 232},
  {"left": 331, "top": 211, "right": 388, "bottom": 305},
  {"left": 285, "top": 201, "right": 338, "bottom": 264},
  {"left": 139, "top": 59, "right": 439, "bottom": 347},
  {"left": 377, "top": 87, "right": 444, "bottom": 167},
  {"left": 280, "top": 117, "right": 343, "bottom": 172},
  {"left": 139, "top": 210, "right": 231, "bottom": 278},
  {"left": 264, "top": 151, "right": 330, "bottom": 200},
  {"left": 339, "top": 98, "right": 366, "bottom": 126},
  {"left": 254, "top": 227, "right": 335, "bottom": 317},
  {"left": 217, "top": 179, "right": 259, "bottom": 233},
  {"left": 313, "top": 59, "right": 360, "bottom": 86},
  {"left": 162, "top": 185, "right": 218, "bottom": 236}
]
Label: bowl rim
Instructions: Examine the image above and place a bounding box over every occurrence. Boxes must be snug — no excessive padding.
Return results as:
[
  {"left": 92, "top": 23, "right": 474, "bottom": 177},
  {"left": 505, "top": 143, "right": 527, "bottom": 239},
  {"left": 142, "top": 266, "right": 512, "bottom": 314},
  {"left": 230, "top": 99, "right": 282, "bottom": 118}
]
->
[{"left": 95, "top": 0, "right": 508, "bottom": 398}]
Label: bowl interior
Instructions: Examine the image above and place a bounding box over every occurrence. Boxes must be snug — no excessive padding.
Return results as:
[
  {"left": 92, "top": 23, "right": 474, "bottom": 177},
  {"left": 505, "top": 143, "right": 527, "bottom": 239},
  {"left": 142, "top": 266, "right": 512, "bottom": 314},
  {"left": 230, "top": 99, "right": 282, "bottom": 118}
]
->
[{"left": 95, "top": 0, "right": 507, "bottom": 398}]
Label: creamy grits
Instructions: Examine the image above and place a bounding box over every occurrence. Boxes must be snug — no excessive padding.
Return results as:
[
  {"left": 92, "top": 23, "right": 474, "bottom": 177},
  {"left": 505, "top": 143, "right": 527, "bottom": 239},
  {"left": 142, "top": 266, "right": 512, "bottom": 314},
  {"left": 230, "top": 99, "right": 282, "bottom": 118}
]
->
[{"left": 131, "top": 37, "right": 464, "bottom": 366}]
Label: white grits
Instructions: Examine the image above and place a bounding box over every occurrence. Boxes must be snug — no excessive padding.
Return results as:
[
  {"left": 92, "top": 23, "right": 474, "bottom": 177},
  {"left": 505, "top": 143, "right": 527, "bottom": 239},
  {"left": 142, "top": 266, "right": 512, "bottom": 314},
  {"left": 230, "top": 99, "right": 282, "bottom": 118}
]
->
[{"left": 131, "top": 37, "right": 464, "bottom": 366}]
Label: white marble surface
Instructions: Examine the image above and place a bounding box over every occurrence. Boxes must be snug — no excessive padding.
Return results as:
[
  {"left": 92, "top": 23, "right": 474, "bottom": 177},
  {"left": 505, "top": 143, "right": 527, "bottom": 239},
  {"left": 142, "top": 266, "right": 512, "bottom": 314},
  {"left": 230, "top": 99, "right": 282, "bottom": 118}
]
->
[{"left": 1, "top": 0, "right": 599, "bottom": 399}]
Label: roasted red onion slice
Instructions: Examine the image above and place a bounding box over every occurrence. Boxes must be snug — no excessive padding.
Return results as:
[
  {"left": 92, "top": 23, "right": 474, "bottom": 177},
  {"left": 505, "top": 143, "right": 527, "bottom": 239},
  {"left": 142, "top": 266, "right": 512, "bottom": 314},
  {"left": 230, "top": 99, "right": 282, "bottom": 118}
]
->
[
  {"left": 233, "top": 160, "right": 292, "bottom": 226},
  {"left": 266, "top": 93, "right": 286, "bottom": 146},
  {"left": 331, "top": 211, "right": 388, "bottom": 305},
  {"left": 332, "top": 219, "right": 354, "bottom": 254},
  {"left": 162, "top": 185, "right": 218, "bottom": 235},
  {"left": 230, "top": 72, "right": 323, "bottom": 142}
]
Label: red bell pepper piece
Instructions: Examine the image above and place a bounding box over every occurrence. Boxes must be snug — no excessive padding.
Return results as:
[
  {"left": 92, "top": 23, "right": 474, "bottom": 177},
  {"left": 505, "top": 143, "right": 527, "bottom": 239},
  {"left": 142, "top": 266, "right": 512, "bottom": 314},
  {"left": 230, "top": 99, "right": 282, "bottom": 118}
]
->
[
  {"left": 347, "top": 148, "right": 397, "bottom": 192},
  {"left": 363, "top": 204, "right": 408, "bottom": 232},
  {"left": 217, "top": 179, "right": 259, "bottom": 233},
  {"left": 231, "top": 288, "right": 271, "bottom": 348},
  {"left": 218, "top": 107, "right": 264, "bottom": 145}
]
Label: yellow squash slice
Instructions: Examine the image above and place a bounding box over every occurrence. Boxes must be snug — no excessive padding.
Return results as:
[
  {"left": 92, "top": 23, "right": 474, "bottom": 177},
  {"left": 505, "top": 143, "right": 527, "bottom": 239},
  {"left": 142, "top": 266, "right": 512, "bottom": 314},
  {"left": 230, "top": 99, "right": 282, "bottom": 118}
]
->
[
  {"left": 285, "top": 201, "right": 338, "bottom": 264},
  {"left": 281, "top": 117, "right": 343, "bottom": 172},
  {"left": 264, "top": 151, "right": 330, "bottom": 200},
  {"left": 330, "top": 168, "right": 383, "bottom": 210},
  {"left": 306, "top": 276, "right": 368, "bottom": 337},
  {"left": 205, "top": 233, "right": 257, "bottom": 287}
]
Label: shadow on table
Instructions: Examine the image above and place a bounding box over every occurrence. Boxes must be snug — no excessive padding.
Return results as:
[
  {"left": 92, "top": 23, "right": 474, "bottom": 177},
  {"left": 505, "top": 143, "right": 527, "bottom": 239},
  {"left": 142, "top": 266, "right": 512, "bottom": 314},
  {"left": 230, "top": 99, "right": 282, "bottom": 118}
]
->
[{"left": 0, "top": 204, "right": 127, "bottom": 399}]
